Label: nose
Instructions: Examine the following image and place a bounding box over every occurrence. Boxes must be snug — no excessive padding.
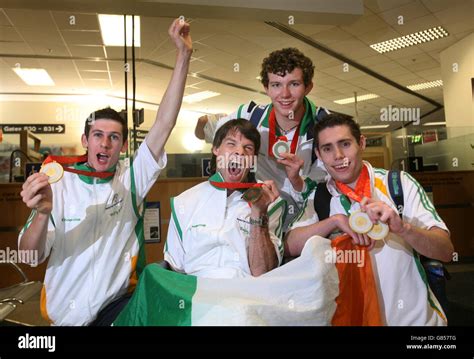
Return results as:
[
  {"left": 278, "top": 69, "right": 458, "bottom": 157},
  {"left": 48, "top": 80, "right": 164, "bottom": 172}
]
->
[
  {"left": 281, "top": 85, "right": 291, "bottom": 98},
  {"left": 234, "top": 145, "right": 245, "bottom": 156},
  {"left": 101, "top": 137, "right": 111, "bottom": 148},
  {"left": 334, "top": 146, "right": 344, "bottom": 160}
]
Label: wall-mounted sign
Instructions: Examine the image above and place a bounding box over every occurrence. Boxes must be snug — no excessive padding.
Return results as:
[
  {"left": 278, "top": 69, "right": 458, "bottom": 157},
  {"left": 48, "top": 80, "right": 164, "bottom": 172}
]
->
[{"left": 0, "top": 124, "right": 65, "bottom": 134}]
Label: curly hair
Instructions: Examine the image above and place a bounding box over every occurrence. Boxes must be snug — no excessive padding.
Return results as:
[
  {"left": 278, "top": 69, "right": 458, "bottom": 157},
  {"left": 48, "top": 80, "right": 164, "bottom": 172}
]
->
[{"left": 260, "top": 48, "right": 314, "bottom": 87}]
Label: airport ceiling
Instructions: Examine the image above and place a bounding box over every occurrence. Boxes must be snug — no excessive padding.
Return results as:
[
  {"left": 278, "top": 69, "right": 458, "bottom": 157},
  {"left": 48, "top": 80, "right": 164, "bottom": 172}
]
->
[{"left": 0, "top": 0, "right": 473, "bottom": 130}]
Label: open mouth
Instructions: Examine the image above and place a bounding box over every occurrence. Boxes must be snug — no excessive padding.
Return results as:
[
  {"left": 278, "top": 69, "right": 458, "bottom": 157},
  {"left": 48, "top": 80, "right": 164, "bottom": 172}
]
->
[
  {"left": 333, "top": 162, "right": 350, "bottom": 172},
  {"left": 97, "top": 153, "right": 110, "bottom": 165},
  {"left": 227, "top": 160, "right": 243, "bottom": 179}
]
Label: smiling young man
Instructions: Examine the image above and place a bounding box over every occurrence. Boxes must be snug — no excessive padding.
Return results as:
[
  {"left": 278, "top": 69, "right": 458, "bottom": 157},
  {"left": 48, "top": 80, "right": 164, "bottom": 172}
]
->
[
  {"left": 286, "top": 114, "right": 454, "bottom": 326},
  {"left": 194, "top": 48, "right": 329, "bottom": 228},
  {"left": 18, "top": 18, "right": 193, "bottom": 326},
  {"left": 165, "top": 119, "right": 286, "bottom": 278}
]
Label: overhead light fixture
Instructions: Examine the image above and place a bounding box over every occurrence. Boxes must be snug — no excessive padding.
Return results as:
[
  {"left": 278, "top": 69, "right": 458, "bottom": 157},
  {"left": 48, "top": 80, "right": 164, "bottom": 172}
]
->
[
  {"left": 99, "top": 14, "right": 141, "bottom": 47},
  {"left": 370, "top": 26, "right": 449, "bottom": 53},
  {"left": 360, "top": 124, "right": 390, "bottom": 129},
  {"left": 12, "top": 68, "right": 55, "bottom": 86},
  {"left": 183, "top": 91, "right": 220, "bottom": 103},
  {"left": 423, "top": 121, "right": 446, "bottom": 126},
  {"left": 334, "top": 93, "right": 379, "bottom": 105},
  {"left": 407, "top": 80, "right": 443, "bottom": 91}
]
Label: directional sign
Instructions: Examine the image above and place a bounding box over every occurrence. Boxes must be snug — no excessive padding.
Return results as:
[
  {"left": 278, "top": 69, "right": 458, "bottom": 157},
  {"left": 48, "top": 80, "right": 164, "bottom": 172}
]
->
[
  {"left": 0, "top": 124, "right": 65, "bottom": 134},
  {"left": 131, "top": 129, "right": 148, "bottom": 139}
]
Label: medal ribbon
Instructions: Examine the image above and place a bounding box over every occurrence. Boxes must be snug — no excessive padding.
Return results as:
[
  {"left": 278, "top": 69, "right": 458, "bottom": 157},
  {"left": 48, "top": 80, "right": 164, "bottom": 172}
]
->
[
  {"left": 43, "top": 154, "right": 115, "bottom": 179},
  {"left": 209, "top": 181, "right": 263, "bottom": 189},
  {"left": 335, "top": 165, "right": 371, "bottom": 203},
  {"left": 268, "top": 108, "right": 301, "bottom": 158}
]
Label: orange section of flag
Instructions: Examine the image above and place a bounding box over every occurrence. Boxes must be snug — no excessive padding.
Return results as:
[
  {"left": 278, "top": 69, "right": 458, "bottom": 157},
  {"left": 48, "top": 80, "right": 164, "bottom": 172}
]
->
[{"left": 331, "top": 234, "right": 383, "bottom": 326}]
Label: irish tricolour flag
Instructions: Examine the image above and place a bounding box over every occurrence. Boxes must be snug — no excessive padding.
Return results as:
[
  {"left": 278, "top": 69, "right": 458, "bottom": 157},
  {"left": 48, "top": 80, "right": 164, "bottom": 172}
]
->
[{"left": 114, "top": 235, "right": 382, "bottom": 326}]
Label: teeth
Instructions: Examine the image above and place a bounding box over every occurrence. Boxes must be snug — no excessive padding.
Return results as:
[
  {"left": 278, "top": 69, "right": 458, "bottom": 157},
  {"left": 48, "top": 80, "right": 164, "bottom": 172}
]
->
[{"left": 335, "top": 164, "right": 348, "bottom": 169}]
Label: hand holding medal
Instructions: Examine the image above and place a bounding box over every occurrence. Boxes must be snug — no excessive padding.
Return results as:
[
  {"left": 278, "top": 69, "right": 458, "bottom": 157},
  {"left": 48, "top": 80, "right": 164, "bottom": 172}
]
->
[
  {"left": 336, "top": 165, "right": 389, "bottom": 241},
  {"left": 40, "top": 162, "right": 64, "bottom": 184}
]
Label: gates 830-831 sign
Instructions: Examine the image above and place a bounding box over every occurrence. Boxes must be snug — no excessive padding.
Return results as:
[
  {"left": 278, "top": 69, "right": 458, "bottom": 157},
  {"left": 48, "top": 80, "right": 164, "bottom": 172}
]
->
[{"left": 0, "top": 124, "right": 65, "bottom": 134}]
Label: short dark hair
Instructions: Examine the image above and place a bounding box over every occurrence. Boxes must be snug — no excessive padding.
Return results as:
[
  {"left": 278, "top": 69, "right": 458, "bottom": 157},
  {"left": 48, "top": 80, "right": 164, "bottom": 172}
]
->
[
  {"left": 84, "top": 107, "right": 128, "bottom": 143},
  {"left": 210, "top": 119, "right": 260, "bottom": 183},
  {"left": 260, "top": 48, "right": 314, "bottom": 87},
  {"left": 313, "top": 113, "right": 361, "bottom": 149}
]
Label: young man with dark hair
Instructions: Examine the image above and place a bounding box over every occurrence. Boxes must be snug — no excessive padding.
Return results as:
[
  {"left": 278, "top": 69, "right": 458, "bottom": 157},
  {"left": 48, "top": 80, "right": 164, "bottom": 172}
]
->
[
  {"left": 165, "top": 119, "right": 286, "bottom": 278},
  {"left": 285, "top": 113, "right": 454, "bottom": 325},
  {"left": 195, "top": 48, "right": 329, "bottom": 228},
  {"left": 18, "top": 18, "right": 193, "bottom": 326}
]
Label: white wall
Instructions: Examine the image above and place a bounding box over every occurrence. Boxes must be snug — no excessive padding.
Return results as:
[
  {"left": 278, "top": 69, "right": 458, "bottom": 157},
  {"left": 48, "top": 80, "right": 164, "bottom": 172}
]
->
[{"left": 440, "top": 32, "right": 474, "bottom": 132}]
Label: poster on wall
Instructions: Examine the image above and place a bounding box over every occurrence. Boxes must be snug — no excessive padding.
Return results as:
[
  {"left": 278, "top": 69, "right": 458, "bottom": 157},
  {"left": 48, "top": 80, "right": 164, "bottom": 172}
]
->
[{"left": 144, "top": 201, "right": 161, "bottom": 243}]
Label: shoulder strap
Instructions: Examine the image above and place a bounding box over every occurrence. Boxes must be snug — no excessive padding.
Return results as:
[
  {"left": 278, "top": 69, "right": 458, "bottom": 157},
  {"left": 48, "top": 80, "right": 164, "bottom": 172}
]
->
[
  {"left": 249, "top": 103, "right": 268, "bottom": 128},
  {"left": 387, "top": 170, "right": 404, "bottom": 218},
  {"left": 308, "top": 107, "right": 330, "bottom": 164},
  {"left": 313, "top": 182, "right": 332, "bottom": 221}
]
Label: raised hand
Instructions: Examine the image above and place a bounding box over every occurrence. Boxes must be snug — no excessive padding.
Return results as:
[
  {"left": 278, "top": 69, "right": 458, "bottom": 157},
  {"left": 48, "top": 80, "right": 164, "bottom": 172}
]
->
[
  {"left": 20, "top": 173, "right": 53, "bottom": 214},
  {"left": 168, "top": 17, "right": 192, "bottom": 56}
]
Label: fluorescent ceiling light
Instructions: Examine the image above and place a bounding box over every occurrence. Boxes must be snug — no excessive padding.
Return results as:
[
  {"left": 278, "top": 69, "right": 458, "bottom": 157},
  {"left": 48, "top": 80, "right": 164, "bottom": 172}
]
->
[
  {"left": 407, "top": 80, "right": 443, "bottom": 91},
  {"left": 423, "top": 121, "right": 446, "bottom": 126},
  {"left": 334, "top": 93, "right": 379, "bottom": 105},
  {"left": 12, "top": 68, "right": 55, "bottom": 86},
  {"left": 370, "top": 26, "right": 449, "bottom": 53},
  {"left": 360, "top": 124, "right": 390, "bottom": 129},
  {"left": 99, "top": 14, "right": 141, "bottom": 47},
  {"left": 183, "top": 91, "right": 220, "bottom": 103}
]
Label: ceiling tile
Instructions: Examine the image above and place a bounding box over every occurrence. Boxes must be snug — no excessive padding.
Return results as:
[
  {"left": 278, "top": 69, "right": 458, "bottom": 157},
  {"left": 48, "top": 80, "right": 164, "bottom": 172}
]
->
[
  {"left": 60, "top": 30, "right": 102, "bottom": 46},
  {"left": 69, "top": 45, "right": 105, "bottom": 58}
]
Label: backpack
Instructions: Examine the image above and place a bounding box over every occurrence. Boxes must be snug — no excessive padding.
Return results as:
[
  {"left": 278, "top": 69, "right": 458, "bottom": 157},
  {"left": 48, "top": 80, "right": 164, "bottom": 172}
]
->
[{"left": 313, "top": 170, "right": 450, "bottom": 316}]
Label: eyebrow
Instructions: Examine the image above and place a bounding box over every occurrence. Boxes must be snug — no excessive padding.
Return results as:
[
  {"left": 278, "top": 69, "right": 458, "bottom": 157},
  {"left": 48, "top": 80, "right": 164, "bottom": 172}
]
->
[
  {"left": 320, "top": 138, "right": 353, "bottom": 148},
  {"left": 91, "top": 129, "right": 121, "bottom": 136}
]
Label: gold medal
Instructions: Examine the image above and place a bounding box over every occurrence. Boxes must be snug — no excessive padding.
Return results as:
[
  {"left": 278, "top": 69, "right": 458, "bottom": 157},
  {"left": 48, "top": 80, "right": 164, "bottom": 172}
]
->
[
  {"left": 349, "top": 210, "right": 373, "bottom": 234},
  {"left": 40, "top": 162, "right": 64, "bottom": 184},
  {"left": 367, "top": 222, "right": 389, "bottom": 240},
  {"left": 242, "top": 186, "right": 263, "bottom": 204},
  {"left": 272, "top": 140, "right": 290, "bottom": 159}
]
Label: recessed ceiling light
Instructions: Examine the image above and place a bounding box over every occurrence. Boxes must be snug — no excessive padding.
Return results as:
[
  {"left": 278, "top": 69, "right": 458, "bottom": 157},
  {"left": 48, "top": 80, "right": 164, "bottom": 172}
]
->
[
  {"left": 360, "top": 124, "right": 390, "bottom": 129},
  {"left": 98, "top": 14, "right": 141, "bottom": 47},
  {"left": 370, "top": 26, "right": 449, "bottom": 53},
  {"left": 183, "top": 91, "right": 220, "bottom": 103},
  {"left": 407, "top": 80, "right": 443, "bottom": 91},
  {"left": 12, "top": 68, "right": 55, "bottom": 86},
  {"left": 423, "top": 121, "right": 446, "bottom": 126},
  {"left": 334, "top": 94, "right": 379, "bottom": 105}
]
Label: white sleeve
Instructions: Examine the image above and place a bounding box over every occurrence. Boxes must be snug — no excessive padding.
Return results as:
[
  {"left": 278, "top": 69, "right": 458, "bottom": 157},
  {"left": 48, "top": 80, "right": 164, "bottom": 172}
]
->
[
  {"left": 203, "top": 113, "right": 225, "bottom": 143},
  {"left": 401, "top": 172, "right": 449, "bottom": 232},
  {"left": 267, "top": 197, "right": 287, "bottom": 265},
  {"left": 286, "top": 188, "right": 319, "bottom": 232},
  {"left": 212, "top": 103, "right": 253, "bottom": 141},
  {"left": 18, "top": 210, "right": 55, "bottom": 266},
  {"left": 164, "top": 198, "right": 186, "bottom": 273},
  {"left": 131, "top": 141, "right": 167, "bottom": 206}
]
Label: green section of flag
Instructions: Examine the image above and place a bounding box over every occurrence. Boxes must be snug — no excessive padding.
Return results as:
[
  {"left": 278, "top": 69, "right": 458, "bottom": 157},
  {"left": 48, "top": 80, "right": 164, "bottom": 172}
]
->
[{"left": 114, "top": 264, "right": 197, "bottom": 326}]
